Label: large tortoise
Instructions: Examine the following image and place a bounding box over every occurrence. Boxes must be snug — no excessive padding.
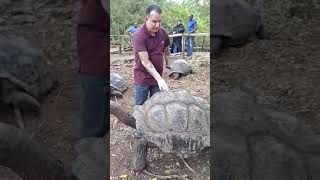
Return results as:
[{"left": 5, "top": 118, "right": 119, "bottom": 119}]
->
[
  {"left": 0, "top": 33, "right": 53, "bottom": 128},
  {"left": 110, "top": 72, "right": 127, "bottom": 98},
  {"left": 212, "top": 0, "right": 266, "bottom": 57},
  {"left": 168, "top": 59, "right": 193, "bottom": 80},
  {"left": 0, "top": 122, "right": 107, "bottom": 180},
  {"left": 111, "top": 90, "right": 210, "bottom": 171}
]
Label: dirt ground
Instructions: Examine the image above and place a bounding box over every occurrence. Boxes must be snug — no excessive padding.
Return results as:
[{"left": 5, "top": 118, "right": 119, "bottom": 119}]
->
[
  {"left": 212, "top": 0, "right": 320, "bottom": 131},
  {"left": 110, "top": 51, "right": 210, "bottom": 180}
]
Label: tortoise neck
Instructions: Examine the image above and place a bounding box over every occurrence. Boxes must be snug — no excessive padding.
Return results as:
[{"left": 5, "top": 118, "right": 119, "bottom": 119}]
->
[{"left": 110, "top": 101, "right": 136, "bottom": 129}]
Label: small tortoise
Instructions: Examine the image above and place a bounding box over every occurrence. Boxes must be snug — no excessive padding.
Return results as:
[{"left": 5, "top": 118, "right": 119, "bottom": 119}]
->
[
  {"left": 169, "top": 59, "right": 193, "bottom": 80},
  {"left": 111, "top": 90, "right": 210, "bottom": 171},
  {"left": 212, "top": 0, "right": 266, "bottom": 57},
  {"left": 110, "top": 72, "right": 127, "bottom": 98},
  {"left": 0, "top": 33, "right": 53, "bottom": 128}
]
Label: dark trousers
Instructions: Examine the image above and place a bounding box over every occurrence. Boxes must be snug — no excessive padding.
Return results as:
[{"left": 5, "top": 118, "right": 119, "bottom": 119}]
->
[
  {"left": 173, "top": 38, "right": 182, "bottom": 53},
  {"left": 79, "top": 74, "right": 108, "bottom": 138},
  {"left": 135, "top": 85, "right": 160, "bottom": 105}
]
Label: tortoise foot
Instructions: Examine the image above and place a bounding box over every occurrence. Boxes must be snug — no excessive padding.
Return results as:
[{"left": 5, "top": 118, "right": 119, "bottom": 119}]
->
[{"left": 133, "top": 138, "right": 147, "bottom": 171}]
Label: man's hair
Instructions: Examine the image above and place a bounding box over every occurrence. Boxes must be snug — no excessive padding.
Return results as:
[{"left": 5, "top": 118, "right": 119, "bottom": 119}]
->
[{"left": 146, "top": 4, "right": 162, "bottom": 15}]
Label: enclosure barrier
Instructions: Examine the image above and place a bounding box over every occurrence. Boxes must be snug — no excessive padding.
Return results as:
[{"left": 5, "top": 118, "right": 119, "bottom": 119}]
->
[{"left": 110, "top": 33, "right": 210, "bottom": 58}]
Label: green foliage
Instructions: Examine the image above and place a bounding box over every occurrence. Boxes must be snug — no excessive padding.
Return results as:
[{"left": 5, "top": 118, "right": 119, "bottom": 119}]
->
[{"left": 110, "top": 0, "right": 210, "bottom": 35}]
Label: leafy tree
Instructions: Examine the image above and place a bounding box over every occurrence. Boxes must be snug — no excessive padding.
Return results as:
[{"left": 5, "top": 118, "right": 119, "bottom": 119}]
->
[
  {"left": 110, "top": 0, "right": 209, "bottom": 34},
  {"left": 110, "top": 0, "right": 210, "bottom": 49}
]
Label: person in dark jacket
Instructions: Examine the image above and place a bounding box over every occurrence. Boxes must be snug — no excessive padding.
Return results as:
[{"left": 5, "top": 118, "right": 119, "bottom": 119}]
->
[
  {"left": 172, "top": 19, "right": 185, "bottom": 53},
  {"left": 76, "top": 0, "right": 109, "bottom": 138}
]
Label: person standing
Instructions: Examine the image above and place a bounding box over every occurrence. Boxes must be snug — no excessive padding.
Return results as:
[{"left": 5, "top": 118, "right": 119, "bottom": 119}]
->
[
  {"left": 76, "top": 0, "right": 109, "bottom": 138},
  {"left": 127, "top": 23, "right": 138, "bottom": 49},
  {"left": 132, "top": 4, "right": 170, "bottom": 105},
  {"left": 172, "top": 19, "right": 185, "bottom": 53},
  {"left": 187, "top": 14, "right": 197, "bottom": 57},
  {"left": 127, "top": 23, "right": 138, "bottom": 36}
]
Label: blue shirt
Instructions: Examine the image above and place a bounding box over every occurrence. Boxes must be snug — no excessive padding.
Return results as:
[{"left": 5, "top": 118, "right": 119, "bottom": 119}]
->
[
  {"left": 187, "top": 19, "right": 197, "bottom": 33},
  {"left": 128, "top": 26, "right": 137, "bottom": 34}
]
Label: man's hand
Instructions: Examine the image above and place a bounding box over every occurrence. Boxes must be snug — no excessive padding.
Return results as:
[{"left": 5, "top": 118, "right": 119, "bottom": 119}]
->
[{"left": 157, "top": 78, "right": 169, "bottom": 91}]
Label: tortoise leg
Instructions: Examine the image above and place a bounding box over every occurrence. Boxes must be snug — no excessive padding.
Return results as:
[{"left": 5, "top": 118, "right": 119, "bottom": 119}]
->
[
  {"left": 9, "top": 91, "right": 40, "bottom": 110},
  {"left": 133, "top": 137, "right": 148, "bottom": 171},
  {"left": 173, "top": 73, "right": 180, "bottom": 80},
  {"left": 13, "top": 107, "right": 24, "bottom": 129},
  {"left": 212, "top": 36, "right": 223, "bottom": 58},
  {"left": 8, "top": 91, "right": 40, "bottom": 129}
]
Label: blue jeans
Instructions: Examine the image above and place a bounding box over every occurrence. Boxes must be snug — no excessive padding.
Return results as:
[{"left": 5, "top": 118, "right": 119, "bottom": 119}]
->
[
  {"left": 135, "top": 85, "right": 160, "bottom": 105},
  {"left": 187, "top": 36, "right": 195, "bottom": 56},
  {"left": 79, "top": 74, "right": 108, "bottom": 138},
  {"left": 173, "top": 39, "right": 182, "bottom": 53}
]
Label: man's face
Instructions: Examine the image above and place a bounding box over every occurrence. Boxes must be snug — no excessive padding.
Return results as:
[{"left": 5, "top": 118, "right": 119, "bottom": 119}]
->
[
  {"left": 189, "top": 15, "right": 193, "bottom": 21},
  {"left": 145, "top": 10, "right": 162, "bottom": 34}
]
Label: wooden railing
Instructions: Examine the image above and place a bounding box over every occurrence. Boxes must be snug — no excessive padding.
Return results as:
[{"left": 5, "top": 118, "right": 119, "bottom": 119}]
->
[
  {"left": 169, "top": 33, "right": 210, "bottom": 58},
  {"left": 110, "top": 33, "right": 210, "bottom": 58},
  {"left": 110, "top": 35, "right": 131, "bottom": 54}
]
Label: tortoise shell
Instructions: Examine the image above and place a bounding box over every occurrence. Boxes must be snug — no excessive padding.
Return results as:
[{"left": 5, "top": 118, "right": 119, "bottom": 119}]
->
[{"left": 133, "top": 90, "right": 210, "bottom": 158}]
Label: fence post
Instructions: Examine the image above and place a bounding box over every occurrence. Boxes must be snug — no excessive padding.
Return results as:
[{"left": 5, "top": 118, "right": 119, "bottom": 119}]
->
[
  {"left": 119, "top": 35, "right": 122, "bottom": 54},
  {"left": 182, "top": 34, "right": 185, "bottom": 58},
  {"left": 202, "top": 36, "right": 205, "bottom": 52}
]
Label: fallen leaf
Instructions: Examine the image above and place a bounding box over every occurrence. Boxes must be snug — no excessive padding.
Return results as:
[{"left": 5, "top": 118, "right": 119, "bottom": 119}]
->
[
  {"left": 164, "top": 169, "right": 171, "bottom": 175},
  {"left": 119, "top": 174, "right": 128, "bottom": 179}
]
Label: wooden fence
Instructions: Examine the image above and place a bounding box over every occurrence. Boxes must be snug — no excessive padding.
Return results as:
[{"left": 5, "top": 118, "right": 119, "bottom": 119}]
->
[{"left": 110, "top": 32, "right": 210, "bottom": 58}]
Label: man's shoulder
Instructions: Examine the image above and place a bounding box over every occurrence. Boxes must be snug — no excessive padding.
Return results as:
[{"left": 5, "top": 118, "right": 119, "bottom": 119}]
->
[
  {"left": 134, "top": 27, "right": 146, "bottom": 37},
  {"left": 193, "top": 19, "right": 197, "bottom": 23},
  {"left": 159, "top": 26, "right": 169, "bottom": 35}
]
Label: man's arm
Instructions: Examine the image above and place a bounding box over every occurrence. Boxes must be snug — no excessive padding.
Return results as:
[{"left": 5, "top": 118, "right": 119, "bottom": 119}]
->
[
  {"left": 101, "top": 0, "right": 108, "bottom": 13},
  {"left": 138, "top": 51, "right": 169, "bottom": 91},
  {"left": 138, "top": 51, "right": 163, "bottom": 82}
]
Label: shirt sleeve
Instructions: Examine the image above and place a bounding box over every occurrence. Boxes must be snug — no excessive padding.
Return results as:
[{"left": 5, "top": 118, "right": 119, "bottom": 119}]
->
[{"left": 133, "top": 33, "right": 147, "bottom": 52}]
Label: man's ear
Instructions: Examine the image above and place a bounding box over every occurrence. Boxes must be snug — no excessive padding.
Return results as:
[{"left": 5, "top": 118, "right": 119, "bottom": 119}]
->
[{"left": 144, "top": 15, "right": 149, "bottom": 22}]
